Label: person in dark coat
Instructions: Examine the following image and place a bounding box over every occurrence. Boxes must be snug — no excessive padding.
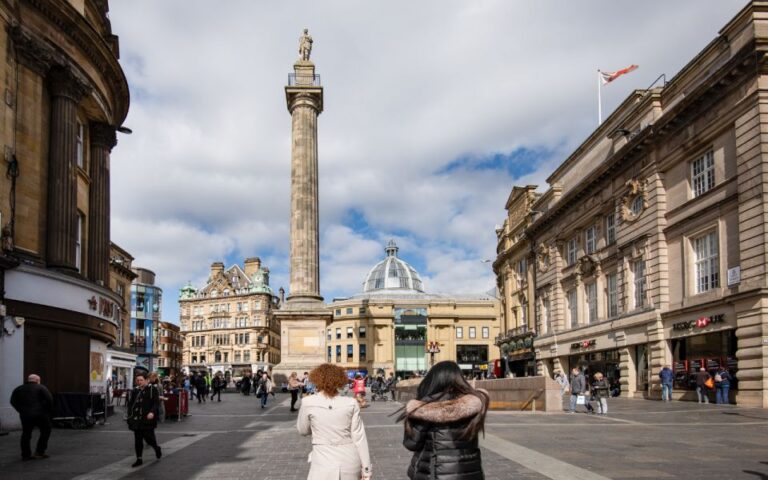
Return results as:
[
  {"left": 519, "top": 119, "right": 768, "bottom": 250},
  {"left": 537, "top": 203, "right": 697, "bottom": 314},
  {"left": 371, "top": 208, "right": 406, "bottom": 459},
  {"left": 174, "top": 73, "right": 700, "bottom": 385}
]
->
[
  {"left": 126, "top": 373, "right": 162, "bottom": 467},
  {"left": 10, "top": 374, "right": 53, "bottom": 460},
  {"left": 398, "top": 361, "right": 489, "bottom": 480},
  {"left": 241, "top": 373, "right": 252, "bottom": 396},
  {"left": 695, "top": 368, "right": 711, "bottom": 404},
  {"left": 194, "top": 373, "right": 207, "bottom": 403}
]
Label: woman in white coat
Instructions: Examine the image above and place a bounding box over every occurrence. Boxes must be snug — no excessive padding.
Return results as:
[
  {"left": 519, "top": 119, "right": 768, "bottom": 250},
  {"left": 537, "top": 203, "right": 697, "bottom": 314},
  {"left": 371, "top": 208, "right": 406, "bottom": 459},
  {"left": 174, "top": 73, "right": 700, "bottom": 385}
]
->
[{"left": 297, "top": 363, "right": 373, "bottom": 480}]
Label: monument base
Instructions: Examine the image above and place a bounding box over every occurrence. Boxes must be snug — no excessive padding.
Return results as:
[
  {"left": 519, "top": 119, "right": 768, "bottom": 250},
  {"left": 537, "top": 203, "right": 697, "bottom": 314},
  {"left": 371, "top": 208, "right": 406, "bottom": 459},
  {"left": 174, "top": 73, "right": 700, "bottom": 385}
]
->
[{"left": 272, "top": 305, "right": 331, "bottom": 384}]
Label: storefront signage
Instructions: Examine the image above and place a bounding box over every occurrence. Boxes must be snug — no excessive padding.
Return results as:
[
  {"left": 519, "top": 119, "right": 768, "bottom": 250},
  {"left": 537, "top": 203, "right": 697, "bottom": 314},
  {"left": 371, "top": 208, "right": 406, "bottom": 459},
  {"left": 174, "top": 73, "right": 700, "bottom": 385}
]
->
[
  {"left": 672, "top": 314, "right": 724, "bottom": 332},
  {"left": 88, "top": 295, "right": 117, "bottom": 319},
  {"left": 570, "top": 339, "right": 596, "bottom": 351}
]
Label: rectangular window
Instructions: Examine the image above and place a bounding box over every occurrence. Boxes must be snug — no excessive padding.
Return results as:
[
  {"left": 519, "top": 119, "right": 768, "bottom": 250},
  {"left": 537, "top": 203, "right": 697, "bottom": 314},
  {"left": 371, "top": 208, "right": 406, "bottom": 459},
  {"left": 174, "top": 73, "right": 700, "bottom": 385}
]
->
[
  {"left": 235, "top": 351, "right": 241, "bottom": 363},
  {"left": 347, "top": 344, "right": 354, "bottom": 361},
  {"left": 336, "top": 328, "right": 341, "bottom": 340},
  {"left": 347, "top": 327, "right": 354, "bottom": 339},
  {"left": 359, "top": 344, "right": 367, "bottom": 362},
  {"left": 605, "top": 213, "right": 616, "bottom": 245},
  {"left": 586, "top": 282, "right": 597, "bottom": 324},
  {"left": 694, "top": 231, "right": 719, "bottom": 293},
  {"left": 482, "top": 326, "right": 489, "bottom": 339},
  {"left": 192, "top": 355, "right": 197, "bottom": 364},
  {"left": 567, "top": 289, "right": 578, "bottom": 328},
  {"left": 335, "top": 309, "right": 341, "bottom": 316},
  {"left": 359, "top": 307, "right": 366, "bottom": 314},
  {"left": 359, "top": 326, "right": 366, "bottom": 339},
  {"left": 543, "top": 297, "right": 552, "bottom": 333},
  {"left": 327, "top": 329, "right": 331, "bottom": 340},
  {"left": 243, "top": 351, "right": 250, "bottom": 362},
  {"left": 456, "top": 327, "right": 463, "bottom": 339},
  {"left": 75, "top": 212, "right": 84, "bottom": 272},
  {"left": 607, "top": 273, "right": 618, "bottom": 318},
  {"left": 336, "top": 345, "right": 341, "bottom": 362},
  {"left": 346, "top": 307, "right": 353, "bottom": 315},
  {"left": 76, "top": 121, "right": 84, "bottom": 168},
  {"left": 634, "top": 260, "right": 646, "bottom": 308},
  {"left": 585, "top": 226, "right": 597, "bottom": 254},
  {"left": 692, "top": 150, "right": 715, "bottom": 197},
  {"left": 567, "top": 238, "right": 577, "bottom": 266},
  {"left": 469, "top": 327, "right": 476, "bottom": 339},
  {"left": 517, "top": 257, "right": 527, "bottom": 279},
  {"left": 327, "top": 346, "right": 332, "bottom": 362}
]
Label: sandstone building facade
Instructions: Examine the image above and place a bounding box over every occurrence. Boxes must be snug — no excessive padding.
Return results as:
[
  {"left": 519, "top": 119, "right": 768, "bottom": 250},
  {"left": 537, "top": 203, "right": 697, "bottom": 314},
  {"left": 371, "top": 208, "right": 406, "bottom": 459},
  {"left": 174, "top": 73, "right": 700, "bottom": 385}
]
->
[
  {"left": 0, "top": 0, "right": 129, "bottom": 427},
  {"left": 107, "top": 242, "right": 137, "bottom": 389},
  {"left": 179, "top": 258, "right": 281, "bottom": 381},
  {"left": 496, "top": 1, "right": 768, "bottom": 407},
  {"left": 327, "top": 241, "right": 501, "bottom": 378}
]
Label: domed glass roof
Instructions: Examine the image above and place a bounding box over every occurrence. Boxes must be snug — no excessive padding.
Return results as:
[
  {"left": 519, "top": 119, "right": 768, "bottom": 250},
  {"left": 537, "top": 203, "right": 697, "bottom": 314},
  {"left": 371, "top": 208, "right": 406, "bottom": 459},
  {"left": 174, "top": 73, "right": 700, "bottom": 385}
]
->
[{"left": 362, "top": 240, "right": 424, "bottom": 293}]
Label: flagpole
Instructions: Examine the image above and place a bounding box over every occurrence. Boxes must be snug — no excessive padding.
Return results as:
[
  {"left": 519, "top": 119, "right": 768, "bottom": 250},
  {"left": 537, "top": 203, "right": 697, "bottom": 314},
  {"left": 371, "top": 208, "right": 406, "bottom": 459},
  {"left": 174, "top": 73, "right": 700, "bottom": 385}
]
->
[{"left": 597, "top": 69, "right": 602, "bottom": 125}]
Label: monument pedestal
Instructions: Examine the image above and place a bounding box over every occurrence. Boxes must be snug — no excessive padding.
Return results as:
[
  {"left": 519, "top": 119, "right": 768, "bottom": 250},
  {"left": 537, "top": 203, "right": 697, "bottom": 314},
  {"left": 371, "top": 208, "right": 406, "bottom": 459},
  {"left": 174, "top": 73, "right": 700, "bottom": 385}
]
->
[{"left": 272, "top": 303, "right": 331, "bottom": 384}]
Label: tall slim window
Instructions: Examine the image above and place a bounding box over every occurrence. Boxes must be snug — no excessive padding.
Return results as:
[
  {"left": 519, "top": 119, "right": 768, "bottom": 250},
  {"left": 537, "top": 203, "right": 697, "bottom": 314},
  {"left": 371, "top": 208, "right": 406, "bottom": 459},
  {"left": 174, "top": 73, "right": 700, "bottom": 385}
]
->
[
  {"left": 543, "top": 297, "right": 552, "bottom": 332},
  {"left": 585, "top": 226, "right": 597, "bottom": 254},
  {"left": 359, "top": 326, "right": 366, "bottom": 339},
  {"left": 75, "top": 212, "right": 84, "bottom": 272},
  {"left": 456, "top": 327, "right": 463, "bottom": 339},
  {"left": 335, "top": 345, "right": 341, "bottom": 363},
  {"left": 567, "top": 289, "right": 578, "bottom": 328},
  {"left": 692, "top": 150, "right": 715, "bottom": 197},
  {"left": 359, "top": 344, "right": 367, "bottom": 362},
  {"left": 607, "top": 273, "right": 618, "bottom": 318},
  {"left": 327, "top": 329, "right": 331, "bottom": 340},
  {"left": 694, "top": 231, "right": 719, "bottom": 293},
  {"left": 347, "top": 327, "right": 353, "bottom": 339},
  {"left": 469, "top": 327, "right": 476, "bottom": 339},
  {"left": 347, "top": 344, "right": 354, "bottom": 361},
  {"left": 605, "top": 213, "right": 616, "bottom": 245},
  {"left": 336, "top": 328, "right": 341, "bottom": 340},
  {"left": 633, "top": 260, "right": 646, "bottom": 308},
  {"left": 586, "top": 282, "right": 597, "bottom": 324},
  {"left": 482, "top": 326, "right": 489, "bottom": 339},
  {"left": 567, "top": 238, "right": 577, "bottom": 266},
  {"left": 76, "top": 121, "right": 84, "bottom": 168},
  {"left": 327, "top": 346, "right": 331, "bottom": 362}
]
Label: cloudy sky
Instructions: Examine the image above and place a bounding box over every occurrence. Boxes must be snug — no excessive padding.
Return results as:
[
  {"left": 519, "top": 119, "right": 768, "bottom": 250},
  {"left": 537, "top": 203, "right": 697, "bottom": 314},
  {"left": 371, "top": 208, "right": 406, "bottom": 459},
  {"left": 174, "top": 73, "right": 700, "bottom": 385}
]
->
[{"left": 108, "top": 0, "right": 743, "bottom": 324}]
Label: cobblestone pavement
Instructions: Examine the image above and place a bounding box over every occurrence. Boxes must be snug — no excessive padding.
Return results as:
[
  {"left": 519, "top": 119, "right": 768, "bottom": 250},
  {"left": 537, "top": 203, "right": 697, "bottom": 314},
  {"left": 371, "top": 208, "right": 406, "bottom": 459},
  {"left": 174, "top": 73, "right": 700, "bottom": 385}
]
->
[{"left": 0, "top": 391, "right": 767, "bottom": 479}]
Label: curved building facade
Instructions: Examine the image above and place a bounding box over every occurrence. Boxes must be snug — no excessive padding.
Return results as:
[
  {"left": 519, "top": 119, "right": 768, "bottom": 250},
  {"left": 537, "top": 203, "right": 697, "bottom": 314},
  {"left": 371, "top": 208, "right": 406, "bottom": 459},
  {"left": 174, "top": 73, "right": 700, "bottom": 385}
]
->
[{"left": 0, "top": 0, "right": 129, "bottom": 427}]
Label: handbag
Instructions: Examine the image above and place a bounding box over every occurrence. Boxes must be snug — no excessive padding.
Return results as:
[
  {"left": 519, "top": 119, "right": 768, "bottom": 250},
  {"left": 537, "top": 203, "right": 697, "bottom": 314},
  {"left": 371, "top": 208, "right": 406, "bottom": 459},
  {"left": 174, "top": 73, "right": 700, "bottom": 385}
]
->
[
  {"left": 704, "top": 377, "right": 715, "bottom": 389},
  {"left": 576, "top": 395, "right": 586, "bottom": 405}
]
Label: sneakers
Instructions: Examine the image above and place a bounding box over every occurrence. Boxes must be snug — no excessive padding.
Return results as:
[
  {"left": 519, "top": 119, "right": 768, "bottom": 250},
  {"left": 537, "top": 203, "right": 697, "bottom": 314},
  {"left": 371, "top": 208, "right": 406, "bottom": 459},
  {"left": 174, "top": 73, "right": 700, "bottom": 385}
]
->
[
  {"left": 155, "top": 446, "right": 162, "bottom": 459},
  {"left": 33, "top": 453, "right": 49, "bottom": 459},
  {"left": 132, "top": 458, "right": 143, "bottom": 468}
]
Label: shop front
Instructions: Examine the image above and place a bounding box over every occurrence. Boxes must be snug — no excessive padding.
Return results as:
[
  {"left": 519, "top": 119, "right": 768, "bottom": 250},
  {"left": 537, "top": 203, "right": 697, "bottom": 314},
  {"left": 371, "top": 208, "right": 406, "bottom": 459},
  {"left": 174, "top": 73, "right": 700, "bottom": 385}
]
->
[
  {"left": 497, "top": 326, "right": 536, "bottom": 377},
  {"left": 567, "top": 339, "right": 622, "bottom": 395}
]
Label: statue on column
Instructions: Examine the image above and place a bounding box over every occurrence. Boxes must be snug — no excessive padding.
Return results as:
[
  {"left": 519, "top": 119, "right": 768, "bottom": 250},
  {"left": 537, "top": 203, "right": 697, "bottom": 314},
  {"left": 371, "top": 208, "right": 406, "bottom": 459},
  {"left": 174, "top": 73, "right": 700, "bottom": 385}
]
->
[{"left": 299, "top": 28, "right": 313, "bottom": 61}]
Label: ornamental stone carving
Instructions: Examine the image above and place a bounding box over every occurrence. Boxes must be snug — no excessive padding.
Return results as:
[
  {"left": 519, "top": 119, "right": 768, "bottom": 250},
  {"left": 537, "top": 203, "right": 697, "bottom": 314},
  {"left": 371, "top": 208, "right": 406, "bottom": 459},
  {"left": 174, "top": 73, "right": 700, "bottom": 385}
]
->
[
  {"left": 536, "top": 243, "right": 551, "bottom": 273},
  {"left": 9, "top": 25, "right": 56, "bottom": 76},
  {"left": 619, "top": 177, "right": 647, "bottom": 222},
  {"left": 90, "top": 122, "right": 117, "bottom": 150},
  {"left": 48, "top": 66, "right": 91, "bottom": 101},
  {"left": 577, "top": 255, "right": 599, "bottom": 278}
]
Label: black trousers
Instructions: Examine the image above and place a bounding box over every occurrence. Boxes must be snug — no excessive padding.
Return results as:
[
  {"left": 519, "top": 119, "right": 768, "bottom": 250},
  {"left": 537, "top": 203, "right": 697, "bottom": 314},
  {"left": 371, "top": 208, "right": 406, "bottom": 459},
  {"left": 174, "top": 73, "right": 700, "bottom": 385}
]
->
[
  {"left": 133, "top": 428, "right": 158, "bottom": 458},
  {"left": 290, "top": 389, "right": 299, "bottom": 410},
  {"left": 20, "top": 415, "right": 51, "bottom": 458},
  {"left": 211, "top": 388, "right": 221, "bottom": 401}
]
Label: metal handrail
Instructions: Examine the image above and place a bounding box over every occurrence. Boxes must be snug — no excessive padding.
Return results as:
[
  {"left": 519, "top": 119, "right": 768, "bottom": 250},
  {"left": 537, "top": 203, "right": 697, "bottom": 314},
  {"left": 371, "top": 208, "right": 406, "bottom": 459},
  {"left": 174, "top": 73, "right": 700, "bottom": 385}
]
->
[{"left": 288, "top": 73, "right": 321, "bottom": 87}]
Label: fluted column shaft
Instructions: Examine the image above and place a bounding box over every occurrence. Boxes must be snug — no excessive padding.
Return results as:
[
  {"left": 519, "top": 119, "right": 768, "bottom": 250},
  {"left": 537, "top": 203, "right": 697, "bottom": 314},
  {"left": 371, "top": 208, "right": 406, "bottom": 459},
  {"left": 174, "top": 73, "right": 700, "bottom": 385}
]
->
[
  {"left": 46, "top": 67, "right": 89, "bottom": 271},
  {"left": 86, "top": 122, "right": 116, "bottom": 284}
]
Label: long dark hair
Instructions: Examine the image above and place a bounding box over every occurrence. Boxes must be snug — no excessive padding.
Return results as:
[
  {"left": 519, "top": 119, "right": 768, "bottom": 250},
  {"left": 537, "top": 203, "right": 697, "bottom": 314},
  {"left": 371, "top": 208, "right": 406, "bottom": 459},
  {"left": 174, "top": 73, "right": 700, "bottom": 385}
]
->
[{"left": 396, "top": 361, "right": 488, "bottom": 440}]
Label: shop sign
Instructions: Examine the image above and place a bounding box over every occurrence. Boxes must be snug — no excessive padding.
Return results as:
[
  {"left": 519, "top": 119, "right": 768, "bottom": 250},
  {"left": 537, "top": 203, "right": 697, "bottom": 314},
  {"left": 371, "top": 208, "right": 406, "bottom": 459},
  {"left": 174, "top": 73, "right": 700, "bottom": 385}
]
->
[
  {"left": 570, "top": 339, "right": 596, "bottom": 351},
  {"left": 672, "top": 314, "right": 724, "bottom": 332},
  {"left": 88, "top": 295, "right": 117, "bottom": 319}
]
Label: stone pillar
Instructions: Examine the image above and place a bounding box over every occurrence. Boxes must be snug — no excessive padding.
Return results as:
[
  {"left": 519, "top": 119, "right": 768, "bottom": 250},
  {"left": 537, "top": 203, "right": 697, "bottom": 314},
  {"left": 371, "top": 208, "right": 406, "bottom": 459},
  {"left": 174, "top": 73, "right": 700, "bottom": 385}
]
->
[
  {"left": 86, "top": 122, "right": 116, "bottom": 285},
  {"left": 46, "top": 67, "right": 90, "bottom": 272},
  {"left": 285, "top": 61, "right": 323, "bottom": 305}
]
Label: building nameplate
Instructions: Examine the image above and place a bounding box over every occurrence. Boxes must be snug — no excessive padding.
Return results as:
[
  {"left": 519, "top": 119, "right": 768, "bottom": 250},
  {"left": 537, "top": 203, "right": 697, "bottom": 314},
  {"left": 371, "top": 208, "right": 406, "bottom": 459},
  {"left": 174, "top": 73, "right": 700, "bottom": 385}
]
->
[
  {"left": 570, "top": 339, "right": 596, "bottom": 351},
  {"left": 672, "top": 314, "right": 725, "bottom": 332}
]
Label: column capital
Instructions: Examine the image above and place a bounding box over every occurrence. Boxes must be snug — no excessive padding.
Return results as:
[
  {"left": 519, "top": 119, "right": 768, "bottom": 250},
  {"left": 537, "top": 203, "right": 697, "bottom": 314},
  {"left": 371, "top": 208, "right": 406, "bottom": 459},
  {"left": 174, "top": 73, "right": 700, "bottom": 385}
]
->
[
  {"left": 48, "top": 66, "right": 91, "bottom": 102},
  {"left": 89, "top": 122, "right": 117, "bottom": 151},
  {"left": 286, "top": 89, "right": 323, "bottom": 114}
]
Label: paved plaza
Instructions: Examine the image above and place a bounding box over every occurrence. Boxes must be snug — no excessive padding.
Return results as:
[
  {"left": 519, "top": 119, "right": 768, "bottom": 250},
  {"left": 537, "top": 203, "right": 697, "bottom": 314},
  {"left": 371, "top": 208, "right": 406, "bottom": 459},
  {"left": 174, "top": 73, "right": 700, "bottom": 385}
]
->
[{"left": 0, "top": 392, "right": 766, "bottom": 479}]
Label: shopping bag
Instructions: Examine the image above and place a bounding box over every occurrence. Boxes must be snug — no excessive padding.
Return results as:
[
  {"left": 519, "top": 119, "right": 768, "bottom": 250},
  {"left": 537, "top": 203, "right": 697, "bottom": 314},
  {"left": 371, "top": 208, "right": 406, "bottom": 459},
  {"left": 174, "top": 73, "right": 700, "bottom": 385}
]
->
[{"left": 576, "top": 395, "right": 586, "bottom": 405}]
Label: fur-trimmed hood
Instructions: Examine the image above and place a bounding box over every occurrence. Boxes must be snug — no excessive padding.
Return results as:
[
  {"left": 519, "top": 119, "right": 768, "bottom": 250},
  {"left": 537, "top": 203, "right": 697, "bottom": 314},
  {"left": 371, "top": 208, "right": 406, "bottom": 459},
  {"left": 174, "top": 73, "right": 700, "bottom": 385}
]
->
[{"left": 405, "top": 391, "right": 487, "bottom": 424}]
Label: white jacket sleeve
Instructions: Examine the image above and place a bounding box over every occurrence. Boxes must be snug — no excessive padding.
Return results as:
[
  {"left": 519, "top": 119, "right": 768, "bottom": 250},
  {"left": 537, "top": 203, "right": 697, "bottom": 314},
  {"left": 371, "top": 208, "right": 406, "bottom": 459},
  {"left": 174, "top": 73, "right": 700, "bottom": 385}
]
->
[
  {"left": 350, "top": 401, "right": 372, "bottom": 476},
  {"left": 297, "top": 404, "right": 311, "bottom": 436}
]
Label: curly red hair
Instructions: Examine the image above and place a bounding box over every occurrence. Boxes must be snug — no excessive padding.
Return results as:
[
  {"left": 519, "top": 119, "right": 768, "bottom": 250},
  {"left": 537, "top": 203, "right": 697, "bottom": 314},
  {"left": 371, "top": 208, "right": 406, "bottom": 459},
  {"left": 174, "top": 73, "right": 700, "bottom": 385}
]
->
[{"left": 309, "top": 363, "right": 348, "bottom": 397}]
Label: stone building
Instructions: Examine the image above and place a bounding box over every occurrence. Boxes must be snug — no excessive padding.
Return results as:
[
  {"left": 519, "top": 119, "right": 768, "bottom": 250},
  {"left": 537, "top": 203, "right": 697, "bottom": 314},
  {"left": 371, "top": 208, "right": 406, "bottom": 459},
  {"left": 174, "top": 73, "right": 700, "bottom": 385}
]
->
[
  {"left": 327, "top": 241, "right": 501, "bottom": 378},
  {"left": 498, "top": 1, "right": 768, "bottom": 407},
  {"left": 156, "top": 321, "right": 182, "bottom": 377},
  {"left": 107, "top": 242, "right": 137, "bottom": 389},
  {"left": 179, "top": 258, "right": 281, "bottom": 382},
  {"left": 493, "top": 186, "right": 539, "bottom": 377},
  {"left": 0, "top": 0, "right": 129, "bottom": 427}
]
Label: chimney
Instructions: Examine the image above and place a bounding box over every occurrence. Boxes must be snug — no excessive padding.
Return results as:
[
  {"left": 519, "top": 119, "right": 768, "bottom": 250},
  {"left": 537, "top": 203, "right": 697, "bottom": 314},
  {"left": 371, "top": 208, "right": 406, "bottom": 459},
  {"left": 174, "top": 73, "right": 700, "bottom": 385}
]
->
[
  {"left": 210, "top": 262, "right": 225, "bottom": 278},
  {"left": 244, "top": 257, "right": 261, "bottom": 278}
]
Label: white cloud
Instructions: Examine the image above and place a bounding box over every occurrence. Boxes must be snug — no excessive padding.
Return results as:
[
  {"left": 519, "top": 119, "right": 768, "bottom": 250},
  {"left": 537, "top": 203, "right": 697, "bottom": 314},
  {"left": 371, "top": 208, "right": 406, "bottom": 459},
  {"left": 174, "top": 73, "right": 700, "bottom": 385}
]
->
[{"left": 108, "top": 0, "right": 743, "bottom": 322}]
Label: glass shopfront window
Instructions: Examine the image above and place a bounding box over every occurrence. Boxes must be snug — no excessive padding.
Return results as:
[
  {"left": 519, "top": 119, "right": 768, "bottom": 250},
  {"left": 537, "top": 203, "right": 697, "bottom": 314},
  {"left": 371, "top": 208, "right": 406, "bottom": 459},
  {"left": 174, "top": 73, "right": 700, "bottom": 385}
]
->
[
  {"left": 569, "top": 349, "right": 621, "bottom": 395},
  {"left": 671, "top": 330, "right": 737, "bottom": 390}
]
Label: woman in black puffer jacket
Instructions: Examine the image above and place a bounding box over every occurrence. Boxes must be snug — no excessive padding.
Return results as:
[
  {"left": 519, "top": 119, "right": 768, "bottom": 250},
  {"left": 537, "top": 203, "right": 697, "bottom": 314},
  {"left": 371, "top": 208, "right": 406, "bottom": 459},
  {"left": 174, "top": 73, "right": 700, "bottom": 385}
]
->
[{"left": 398, "top": 361, "right": 489, "bottom": 480}]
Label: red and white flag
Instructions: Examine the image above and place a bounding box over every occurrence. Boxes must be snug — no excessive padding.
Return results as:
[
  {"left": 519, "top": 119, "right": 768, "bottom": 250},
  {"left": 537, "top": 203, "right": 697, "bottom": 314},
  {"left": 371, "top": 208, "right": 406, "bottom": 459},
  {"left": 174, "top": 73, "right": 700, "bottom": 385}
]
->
[{"left": 599, "top": 64, "right": 638, "bottom": 85}]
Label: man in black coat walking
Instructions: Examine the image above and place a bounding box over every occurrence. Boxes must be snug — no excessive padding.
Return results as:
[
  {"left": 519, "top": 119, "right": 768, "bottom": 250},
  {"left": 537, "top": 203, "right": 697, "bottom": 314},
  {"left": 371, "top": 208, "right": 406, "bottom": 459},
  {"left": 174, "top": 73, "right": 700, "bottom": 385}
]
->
[{"left": 10, "top": 374, "right": 53, "bottom": 460}]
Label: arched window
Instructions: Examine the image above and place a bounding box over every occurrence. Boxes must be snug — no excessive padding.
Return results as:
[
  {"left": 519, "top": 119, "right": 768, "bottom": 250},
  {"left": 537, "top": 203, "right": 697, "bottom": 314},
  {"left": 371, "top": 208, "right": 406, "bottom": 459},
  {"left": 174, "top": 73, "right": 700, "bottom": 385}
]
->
[
  {"left": 215, "top": 351, "right": 222, "bottom": 362},
  {"left": 211, "top": 290, "right": 218, "bottom": 298}
]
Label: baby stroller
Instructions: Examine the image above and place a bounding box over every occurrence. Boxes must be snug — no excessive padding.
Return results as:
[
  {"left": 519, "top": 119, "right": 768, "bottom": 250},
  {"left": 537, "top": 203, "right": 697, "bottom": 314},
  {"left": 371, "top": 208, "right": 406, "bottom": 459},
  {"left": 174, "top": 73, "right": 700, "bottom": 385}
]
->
[{"left": 370, "top": 378, "right": 389, "bottom": 402}]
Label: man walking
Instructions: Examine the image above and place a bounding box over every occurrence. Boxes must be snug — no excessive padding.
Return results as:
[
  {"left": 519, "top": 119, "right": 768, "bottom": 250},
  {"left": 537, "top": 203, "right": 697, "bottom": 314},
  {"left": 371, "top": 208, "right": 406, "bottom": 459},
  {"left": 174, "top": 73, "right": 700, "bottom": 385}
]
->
[
  {"left": 659, "top": 365, "right": 674, "bottom": 402},
  {"left": 568, "top": 367, "right": 587, "bottom": 413},
  {"left": 695, "top": 367, "right": 711, "bottom": 404},
  {"left": 10, "top": 374, "right": 53, "bottom": 460}
]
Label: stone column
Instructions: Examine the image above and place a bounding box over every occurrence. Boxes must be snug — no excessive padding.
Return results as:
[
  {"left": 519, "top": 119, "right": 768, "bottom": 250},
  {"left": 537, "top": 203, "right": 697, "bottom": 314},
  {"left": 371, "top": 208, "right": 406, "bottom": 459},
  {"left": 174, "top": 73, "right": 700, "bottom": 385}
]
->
[
  {"left": 285, "top": 61, "right": 323, "bottom": 304},
  {"left": 86, "top": 122, "right": 116, "bottom": 284},
  {"left": 46, "top": 67, "right": 90, "bottom": 272}
]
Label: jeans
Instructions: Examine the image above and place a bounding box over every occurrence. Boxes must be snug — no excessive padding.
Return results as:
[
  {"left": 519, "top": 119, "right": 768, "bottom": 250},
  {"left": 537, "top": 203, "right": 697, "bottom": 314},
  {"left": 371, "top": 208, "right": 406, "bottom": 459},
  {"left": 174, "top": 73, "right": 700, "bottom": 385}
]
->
[
  {"left": 290, "top": 389, "right": 299, "bottom": 410},
  {"left": 596, "top": 397, "right": 608, "bottom": 414},
  {"left": 569, "top": 394, "right": 580, "bottom": 412},
  {"left": 133, "top": 428, "right": 158, "bottom": 458},
  {"left": 260, "top": 391, "right": 268, "bottom": 407},
  {"left": 716, "top": 385, "right": 730, "bottom": 404},
  {"left": 20, "top": 415, "right": 51, "bottom": 458},
  {"left": 696, "top": 386, "right": 710, "bottom": 403},
  {"left": 661, "top": 383, "right": 673, "bottom": 401}
]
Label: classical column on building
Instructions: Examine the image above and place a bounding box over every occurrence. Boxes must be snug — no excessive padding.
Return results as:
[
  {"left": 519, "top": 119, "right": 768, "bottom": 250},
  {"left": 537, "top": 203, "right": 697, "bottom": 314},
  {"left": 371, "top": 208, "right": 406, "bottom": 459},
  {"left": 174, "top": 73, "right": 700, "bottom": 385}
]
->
[
  {"left": 87, "top": 122, "right": 117, "bottom": 285},
  {"left": 273, "top": 30, "right": 331, "bottom": 382},
  {"left": 46, "top": 66, "right": 90, "bottom": 272}
]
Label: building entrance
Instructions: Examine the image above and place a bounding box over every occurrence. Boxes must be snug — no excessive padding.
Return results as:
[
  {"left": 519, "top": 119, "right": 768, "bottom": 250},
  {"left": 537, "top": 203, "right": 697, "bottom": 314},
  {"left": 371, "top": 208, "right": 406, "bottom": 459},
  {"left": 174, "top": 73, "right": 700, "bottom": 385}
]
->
[
  {"left": 394, "top": 308, "right": 427, "bottom": 378},
  {"left": 569, "top": 349, "right": 621, "bottom": 394}
]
